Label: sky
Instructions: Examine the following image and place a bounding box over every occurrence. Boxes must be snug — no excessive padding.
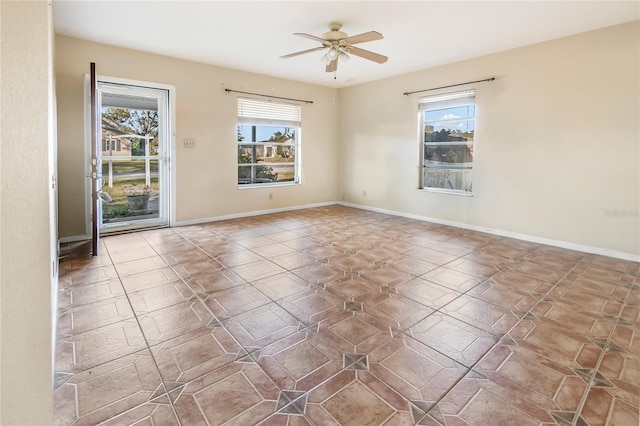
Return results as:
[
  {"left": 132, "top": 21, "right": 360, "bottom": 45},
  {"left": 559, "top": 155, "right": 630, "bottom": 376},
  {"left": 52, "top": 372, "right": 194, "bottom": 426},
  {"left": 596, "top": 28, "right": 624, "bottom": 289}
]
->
[
  {"left": 238, "top": 125, "right": 295, "bottom": 142},
  {"left": 424, "top": 105, "right": 475, "bottom": 132}
]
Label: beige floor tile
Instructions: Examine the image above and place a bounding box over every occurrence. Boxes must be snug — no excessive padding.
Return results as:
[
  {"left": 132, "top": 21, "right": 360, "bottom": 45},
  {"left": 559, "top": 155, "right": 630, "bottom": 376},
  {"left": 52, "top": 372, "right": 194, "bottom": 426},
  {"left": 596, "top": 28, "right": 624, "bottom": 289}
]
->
[{"left": 54, "top": 206, "right": 640, "bottom": 426}]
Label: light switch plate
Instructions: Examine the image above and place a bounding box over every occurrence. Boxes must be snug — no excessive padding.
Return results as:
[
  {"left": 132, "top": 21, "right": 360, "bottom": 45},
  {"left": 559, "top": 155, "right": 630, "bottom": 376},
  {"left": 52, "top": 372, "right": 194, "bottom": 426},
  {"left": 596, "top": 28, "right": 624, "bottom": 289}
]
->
[{"left": 183, "top": 138, "right": 196, "bottom": 148}]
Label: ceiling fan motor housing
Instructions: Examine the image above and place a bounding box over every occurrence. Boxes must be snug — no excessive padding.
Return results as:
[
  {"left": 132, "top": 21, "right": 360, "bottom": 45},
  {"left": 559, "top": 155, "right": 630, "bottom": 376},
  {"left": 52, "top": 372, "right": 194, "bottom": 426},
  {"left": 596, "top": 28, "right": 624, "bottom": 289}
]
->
[{"left": 323, "top": 22, "right": 348, "bottom": 41}]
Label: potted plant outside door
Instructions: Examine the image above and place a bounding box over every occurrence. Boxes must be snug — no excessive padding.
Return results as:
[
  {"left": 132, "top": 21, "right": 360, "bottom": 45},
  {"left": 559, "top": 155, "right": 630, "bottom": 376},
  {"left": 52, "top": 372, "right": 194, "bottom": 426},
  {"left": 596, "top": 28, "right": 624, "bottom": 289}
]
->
[{"left": 125, "top": 185, "right": 151, "bottom": 214}]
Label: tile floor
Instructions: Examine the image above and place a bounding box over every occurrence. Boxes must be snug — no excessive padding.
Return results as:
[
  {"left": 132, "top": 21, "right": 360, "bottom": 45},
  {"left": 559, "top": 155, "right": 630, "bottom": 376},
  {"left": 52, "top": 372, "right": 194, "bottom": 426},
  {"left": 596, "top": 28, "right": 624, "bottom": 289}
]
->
[{"left": 54, "top": 205, "right": 639, "bottom": 425}]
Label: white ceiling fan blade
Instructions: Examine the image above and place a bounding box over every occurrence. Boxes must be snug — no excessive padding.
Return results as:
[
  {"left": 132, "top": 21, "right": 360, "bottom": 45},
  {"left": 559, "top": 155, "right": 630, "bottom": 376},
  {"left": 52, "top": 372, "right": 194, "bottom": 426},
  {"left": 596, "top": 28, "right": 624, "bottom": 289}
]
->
[
  {"left": 325, "top": 59, "right": 338, "bottom": 73},
  {"left": 348, "top": 46, "right": 388, "bottom": 64},
  {"left": 294, "top": 32, "right": 330, "bottom": 45},
  {"left": 343, "top": 31, "right": 383, "bottom": 45},
  {"left": 280, "top": 46, "right": 327, "bottom": 59}
]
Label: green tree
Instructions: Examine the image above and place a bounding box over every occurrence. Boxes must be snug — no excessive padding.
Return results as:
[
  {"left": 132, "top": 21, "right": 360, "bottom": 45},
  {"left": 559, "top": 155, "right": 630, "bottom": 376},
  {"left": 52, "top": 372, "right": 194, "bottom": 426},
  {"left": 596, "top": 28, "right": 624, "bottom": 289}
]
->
[
  {"left": 102, "top": 107, "right": 158, "bottom": 154},
  {"left": 269, "top": 128, "right": 295, "bottom": 159},
  {"left": 237, "top": 126, "right": 276, "bottom": 183}
]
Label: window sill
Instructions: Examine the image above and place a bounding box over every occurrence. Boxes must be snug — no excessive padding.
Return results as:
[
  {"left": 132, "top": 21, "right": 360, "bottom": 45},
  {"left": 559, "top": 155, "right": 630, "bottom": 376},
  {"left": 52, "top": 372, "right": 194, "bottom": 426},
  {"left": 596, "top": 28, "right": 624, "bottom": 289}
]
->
[
  {"left": 419, "top": 187, "right": 473, "bottom": 197},
  {"left": 238, "top": 181, "right": 300, "bottom": 189}
]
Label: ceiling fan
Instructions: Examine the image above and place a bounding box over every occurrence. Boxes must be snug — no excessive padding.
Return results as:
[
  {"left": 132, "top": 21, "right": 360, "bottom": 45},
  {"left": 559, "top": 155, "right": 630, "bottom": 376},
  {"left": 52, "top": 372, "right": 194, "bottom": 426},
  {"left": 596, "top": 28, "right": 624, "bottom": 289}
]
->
[{"left": 280, "top": 22, "right": 388, "bottom": 72}]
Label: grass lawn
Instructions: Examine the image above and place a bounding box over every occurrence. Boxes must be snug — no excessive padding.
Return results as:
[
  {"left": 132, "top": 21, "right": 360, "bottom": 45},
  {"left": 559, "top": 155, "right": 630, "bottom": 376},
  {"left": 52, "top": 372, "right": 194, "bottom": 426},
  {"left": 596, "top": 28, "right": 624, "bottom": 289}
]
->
[
  {"left": 102, "top": 177, "right": 159, "bottom": 219},
  {"left": 102, "top": 159, "right": 159, "bottom": 174},
  {"left": 276, "top": 172, "right": 295, "bottom": 181}
]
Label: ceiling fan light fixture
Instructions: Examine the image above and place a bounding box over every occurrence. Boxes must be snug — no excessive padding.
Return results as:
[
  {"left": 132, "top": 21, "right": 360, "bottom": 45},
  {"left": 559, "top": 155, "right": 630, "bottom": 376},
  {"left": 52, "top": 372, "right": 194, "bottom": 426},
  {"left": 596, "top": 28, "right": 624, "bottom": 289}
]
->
[
  {"left": 283, "top": 22, "right": 388, "bottom": 72},
  {"left": 322, "top": 47, "right": 339, "bottom": 64}
]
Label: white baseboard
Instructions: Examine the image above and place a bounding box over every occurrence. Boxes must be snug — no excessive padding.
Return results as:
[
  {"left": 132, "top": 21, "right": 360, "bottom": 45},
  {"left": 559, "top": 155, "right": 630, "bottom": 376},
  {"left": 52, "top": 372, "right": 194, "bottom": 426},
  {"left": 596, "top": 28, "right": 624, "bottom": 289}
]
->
[
  {"left": 60, "top": 202, "right": 638, "bottom": 262},
  {"left": 338, "top": 201, "right": 640, "bottom": 262},
  {"left": 173, "top": 201, "right": 337, "bottom": 227},
  {"left": 59, "top": 234, "right": 90, "bottom": 243}
]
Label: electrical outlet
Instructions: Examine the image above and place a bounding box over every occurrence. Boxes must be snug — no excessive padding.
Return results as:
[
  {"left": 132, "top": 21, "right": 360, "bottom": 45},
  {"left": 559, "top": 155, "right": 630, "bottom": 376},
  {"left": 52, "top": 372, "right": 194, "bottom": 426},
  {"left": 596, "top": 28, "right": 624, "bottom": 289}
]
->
[
  {"left": 363, "top": 190, "right": 367, "bottom": 197},
  {"left": 268, "top": 193, "right": 273, "bottom": 200},
  {"left": 183, "top": 138, "right": 196, "bottom": 148}
]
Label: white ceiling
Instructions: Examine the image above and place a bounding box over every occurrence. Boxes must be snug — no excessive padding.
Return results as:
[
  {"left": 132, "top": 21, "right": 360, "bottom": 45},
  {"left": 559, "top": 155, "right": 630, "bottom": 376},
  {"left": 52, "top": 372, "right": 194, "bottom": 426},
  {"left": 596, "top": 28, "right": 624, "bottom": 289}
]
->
[{"left": 53, "top": 1, "right": 639, "bottom": 88}]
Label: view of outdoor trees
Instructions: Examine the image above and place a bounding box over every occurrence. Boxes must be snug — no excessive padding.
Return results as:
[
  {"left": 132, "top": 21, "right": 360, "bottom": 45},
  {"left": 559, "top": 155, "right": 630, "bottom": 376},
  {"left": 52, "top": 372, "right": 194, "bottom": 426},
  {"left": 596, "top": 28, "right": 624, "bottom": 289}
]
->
[
  {"left": 422, "top": 103, "right": 475, "bottom": 192},
  {"left": 237, "top": 125, "right": 297, "bottom": 184},
  {"left": 101, "top": 107, "right": 160, "bottom": 221},
  {"left": 102, "top": 107, "right": 159, "bottom": 155},
  {"left": 424, "top": 126, "right": 474, "bottom": 164}
]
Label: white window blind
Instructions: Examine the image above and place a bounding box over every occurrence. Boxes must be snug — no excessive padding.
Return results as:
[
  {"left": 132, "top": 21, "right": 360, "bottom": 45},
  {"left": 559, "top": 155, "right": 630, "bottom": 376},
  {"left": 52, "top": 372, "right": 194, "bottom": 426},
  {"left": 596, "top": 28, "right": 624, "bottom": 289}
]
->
[
  {"left": 419, "top": 89, "right": 475, "bottom": 111},
  {"left": 237, "top": 97, "right": 301, "bottom": 127}
]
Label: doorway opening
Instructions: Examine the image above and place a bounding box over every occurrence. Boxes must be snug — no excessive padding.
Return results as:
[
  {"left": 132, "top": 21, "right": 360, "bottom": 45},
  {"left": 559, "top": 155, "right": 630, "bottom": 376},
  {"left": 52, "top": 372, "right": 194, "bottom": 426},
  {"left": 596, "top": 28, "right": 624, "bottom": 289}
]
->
[{"left": 92, "top": 80, "right": 173, "bottom": 234}]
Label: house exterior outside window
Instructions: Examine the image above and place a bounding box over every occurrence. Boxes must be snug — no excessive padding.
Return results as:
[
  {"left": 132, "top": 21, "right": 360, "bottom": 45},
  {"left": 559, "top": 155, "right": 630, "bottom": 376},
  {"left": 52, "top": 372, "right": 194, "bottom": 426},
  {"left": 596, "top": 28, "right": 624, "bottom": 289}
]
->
[
  {"left": 236, "top": 98, "right": 301, "bottom": 186},
  {"left": 419, "top": 90, "right": 475, "bottom": 194}
]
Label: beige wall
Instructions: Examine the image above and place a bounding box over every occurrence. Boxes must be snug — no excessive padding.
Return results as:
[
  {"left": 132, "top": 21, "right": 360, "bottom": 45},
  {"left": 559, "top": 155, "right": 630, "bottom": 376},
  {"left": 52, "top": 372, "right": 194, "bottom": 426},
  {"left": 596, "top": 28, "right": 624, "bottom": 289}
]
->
[
  {"left": 56, "top": 36, "right": 340, "bottom": 237},
  {"left": 339, "top": 21, "right": 640, "bottom": 257},
  {"left": 0, "top": 1, "right": 55, "bottom": 424},
  {"left": 57, "top": 21, "right": 639, "bottom": 255}
]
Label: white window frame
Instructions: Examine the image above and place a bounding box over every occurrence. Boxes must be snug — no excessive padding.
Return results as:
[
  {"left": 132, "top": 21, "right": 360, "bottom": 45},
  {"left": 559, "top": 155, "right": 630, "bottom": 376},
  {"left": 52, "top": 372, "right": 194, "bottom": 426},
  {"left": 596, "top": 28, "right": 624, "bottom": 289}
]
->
[
  {"left": 419, "top": 89, "right": 475, "bottom": 195},
  {"left": 236, "top": 97, "right": 301, "bottom": 187}
]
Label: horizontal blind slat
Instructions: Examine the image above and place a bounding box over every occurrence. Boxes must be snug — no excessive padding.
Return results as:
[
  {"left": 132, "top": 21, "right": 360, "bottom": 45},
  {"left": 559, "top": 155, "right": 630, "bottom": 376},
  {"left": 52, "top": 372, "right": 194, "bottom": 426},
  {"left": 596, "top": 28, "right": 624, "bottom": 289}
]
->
[
  {"left": 238, "top": 97, "right": 301, "bottom": 125},
  {"left": 419, "top": 89, "right": 475, "bottom": 111}
]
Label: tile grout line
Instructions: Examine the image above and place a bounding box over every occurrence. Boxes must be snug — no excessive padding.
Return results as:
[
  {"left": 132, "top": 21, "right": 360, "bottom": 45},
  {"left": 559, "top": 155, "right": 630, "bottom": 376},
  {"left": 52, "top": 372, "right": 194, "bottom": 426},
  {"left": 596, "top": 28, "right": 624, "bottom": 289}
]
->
[
  {"left": 210, "top": 225, "right": 552, "bottom": 425},
  {"left": 486, "top": 252, "right": 589, "bottom": 426},
  {"left": 414, "top": 250, "right": 585, "bottom": 424},
  {"left": 102, "top": 238, "right": 184, "bottom": 426},
  {"left": 312, "top": 235, "right": 518, "bottom": 424},
  {"left": 60, "top": 215, "right": 561, "bottom": 424},
  {"left": 58, "top": 223, "right": 470, "bottom": 424},
  {"left": 162, "top": 227, "right": 306, "bottom": 333},
  {"left": 571, "top": 266, "right": 639, "bottom": 426},
  {"left": 139, "top": 229, "right": 323, "bottom": 425},
  {"left": 167, "top": 222, "right": 484, "bottom": 425},
  {"left": 109, "top": 215, "right": 634, "bottom": 425},
  {"left": 378, "top": 247, "right": 511, "bottom": 425},
  {"left": 58, "top": 208, "right": 640, "bottom": 425}
]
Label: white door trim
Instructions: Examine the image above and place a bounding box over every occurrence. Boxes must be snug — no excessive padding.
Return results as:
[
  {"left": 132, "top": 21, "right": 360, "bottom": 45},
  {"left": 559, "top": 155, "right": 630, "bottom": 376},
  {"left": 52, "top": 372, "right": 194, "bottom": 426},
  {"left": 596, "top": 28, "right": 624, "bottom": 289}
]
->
[{"left": 84, "top": 75, "right": 176, "bottom": 235}]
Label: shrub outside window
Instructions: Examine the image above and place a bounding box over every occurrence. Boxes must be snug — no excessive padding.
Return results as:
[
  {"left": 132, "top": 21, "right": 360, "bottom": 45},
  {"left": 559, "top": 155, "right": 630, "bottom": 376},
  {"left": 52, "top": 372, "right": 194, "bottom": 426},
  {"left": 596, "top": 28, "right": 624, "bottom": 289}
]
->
[
  {"left": 420, "top": 90, "right": 475, "bottom": 194},
  {"left": 237, "top": 98, "right": 301, "bottom": 186}
]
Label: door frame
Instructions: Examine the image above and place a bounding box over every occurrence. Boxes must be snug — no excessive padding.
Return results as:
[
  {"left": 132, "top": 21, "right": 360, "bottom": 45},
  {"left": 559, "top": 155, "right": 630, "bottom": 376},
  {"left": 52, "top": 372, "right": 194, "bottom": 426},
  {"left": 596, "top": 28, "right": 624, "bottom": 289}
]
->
[{"left": 84, "top": 75, "right": 176, "bottom": 236}]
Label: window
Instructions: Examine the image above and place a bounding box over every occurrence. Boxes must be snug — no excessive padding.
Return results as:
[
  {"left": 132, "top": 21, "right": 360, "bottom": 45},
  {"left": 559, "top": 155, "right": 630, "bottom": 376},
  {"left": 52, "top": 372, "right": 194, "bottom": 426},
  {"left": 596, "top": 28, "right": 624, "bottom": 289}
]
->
[
  {"left": 236, "top": 97, "right": 301, "bottom": 186},
  {"left": 420, "top": 90, "right": 475, "bottom": 194},
  {"left": 102, "top": 139, "right": 120, "bottom": 152}
]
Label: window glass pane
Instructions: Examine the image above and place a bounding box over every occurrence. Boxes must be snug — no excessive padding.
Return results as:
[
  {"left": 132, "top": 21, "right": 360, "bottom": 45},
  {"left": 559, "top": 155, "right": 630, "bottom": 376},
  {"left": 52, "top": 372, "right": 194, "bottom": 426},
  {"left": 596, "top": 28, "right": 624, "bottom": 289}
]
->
[
  {"left": 272, "top": 164, "right": 296, "bottom": 183},
  {"left": 101, "top": 159, "right": 159, "bottom": 176},
  {"left": 258, "top": 146, "right": 296, "bottom": 163},
  {"left": 424, "top": 105, "right": 474, "bottom": 144},
  {"left": 237, "top": 164, "right": 295, "bottom": 185},
  {"left": 236, "top": 97, "right": 300, "bottom": 187},
  {"left": 420, "top": 91, "right": 475, "bottom": 193},
  {"left": 423, "top": 105, "right": 475, "bottom": 121},
  {"left": 423, "top": 168, "right": 472, "bottom": 192},
  {"left": 238, "top": 145, "right": 255, "bottom": 163},
  {"left": 237, "top": 164, "right": 278, "bottom": 184},
  {"left": 125, "top": 136, "right": 157, "bottom": 157},
  {"left": 238, "top": 125, "right": 296, "bottom": 143},
  {"left": 424, "top": 145, "right": 473, "bottom": 164},
  {"left": 238, "top": 145, "right": 296, "bottom": 164},
  {"left": 100, "top": 159, "right": 160, "bottom": 221},
  {"left": 424, "top": 121, "right": 474, "bottom": 142}
]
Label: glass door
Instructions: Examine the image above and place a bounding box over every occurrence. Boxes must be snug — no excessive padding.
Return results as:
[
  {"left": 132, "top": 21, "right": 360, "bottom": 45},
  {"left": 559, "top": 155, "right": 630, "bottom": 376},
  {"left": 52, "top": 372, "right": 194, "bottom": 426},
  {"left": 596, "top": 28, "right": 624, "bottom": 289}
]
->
[{"left": 97, "top": 82, "right": 170, "bottom": 232}]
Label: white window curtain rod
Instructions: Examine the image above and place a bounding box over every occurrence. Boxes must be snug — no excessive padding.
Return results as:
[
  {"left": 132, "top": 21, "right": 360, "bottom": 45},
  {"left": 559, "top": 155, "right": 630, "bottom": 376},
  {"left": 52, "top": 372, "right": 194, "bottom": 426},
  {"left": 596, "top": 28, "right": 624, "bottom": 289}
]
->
[
  {"left": 403, "top": 77, "right": 495, "bottom": 96},
  {"left": 225, "top": 88, "right": 313, "bottom": 104}
]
